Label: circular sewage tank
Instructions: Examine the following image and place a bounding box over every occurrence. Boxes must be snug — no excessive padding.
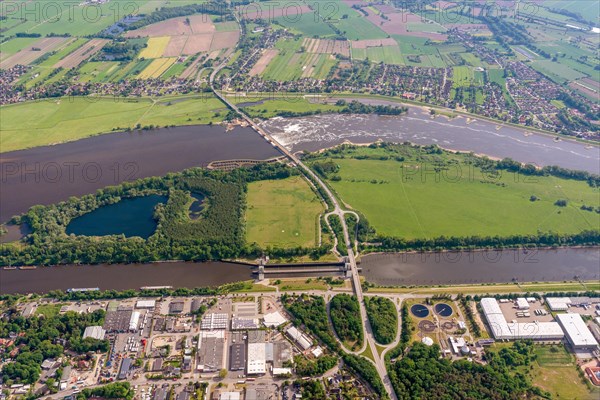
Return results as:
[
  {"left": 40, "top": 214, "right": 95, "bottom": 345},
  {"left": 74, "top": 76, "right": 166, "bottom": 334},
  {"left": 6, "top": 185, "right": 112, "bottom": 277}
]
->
[
  {"left": 434, "top": 303, "right": 453, "bottom": 317},
  {"left": 411, "top": 304, "right": 430, "bottom": 318}
]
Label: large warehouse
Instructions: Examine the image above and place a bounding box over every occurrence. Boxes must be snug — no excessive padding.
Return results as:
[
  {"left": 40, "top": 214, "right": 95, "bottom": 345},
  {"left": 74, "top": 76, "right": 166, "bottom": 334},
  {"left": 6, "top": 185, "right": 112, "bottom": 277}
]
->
[
  {"left": 556, "top": 314, "right": 599, "bottom": 350},
  {"left": 480, "top": 298, "right": 564, "bottom": 340}
]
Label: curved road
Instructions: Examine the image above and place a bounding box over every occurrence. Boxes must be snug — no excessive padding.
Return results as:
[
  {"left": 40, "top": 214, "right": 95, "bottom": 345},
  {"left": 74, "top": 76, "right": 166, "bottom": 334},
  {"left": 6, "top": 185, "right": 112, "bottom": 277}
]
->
[{"left": 210, "top": 57, "right": 397, "bottom": 398}]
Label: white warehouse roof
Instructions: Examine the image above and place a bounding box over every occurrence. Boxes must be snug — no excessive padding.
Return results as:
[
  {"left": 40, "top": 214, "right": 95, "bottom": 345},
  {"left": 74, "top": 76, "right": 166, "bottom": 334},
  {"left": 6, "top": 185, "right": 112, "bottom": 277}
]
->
[
  {"left": 263, "top": 311, "right": 287, "bottom": 327},
  {"left": 556, "top": 313, "right": 599, "bottom": 348},
  {"left": 136, "top": 300, "right": 156, "bottom": 309},
  {"left": 286, "top": 326, "right": 312, "bottom": 350},
  {"left": 247, "top": 343, "right": 266, "bottom": 374},
  {"left": 129, "top": 311, "right": 140, "bottom": 331},
  {"left": 546, "top": 297, "right": 571, "bottom": 311},
  {"left": 481, "top": 298, "right": 564, "bottom": 340},
  {"left": 516, "top": 298, "right": 529, "bottom": 309},
  {"left": 83, "top": 326, "right": 106, "bottom": 340}
]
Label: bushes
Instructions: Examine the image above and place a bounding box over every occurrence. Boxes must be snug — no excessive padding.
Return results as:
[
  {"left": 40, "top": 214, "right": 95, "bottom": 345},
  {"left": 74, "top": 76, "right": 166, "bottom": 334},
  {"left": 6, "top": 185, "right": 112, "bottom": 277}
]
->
[
  {"left": 365, "top": 296, "right": 397, "bottom": 345},
  {"left": 294, "top": 354, "right": 338, "bottom": 377},
  {"left": 284, "top": 295, "right": 340, "bottom": 352},
  {"left": 330, "top": 294, "right": 363, "bottom": 349},
  {"left": 341, "top": 353, "right": 388, "bottom": 399}
]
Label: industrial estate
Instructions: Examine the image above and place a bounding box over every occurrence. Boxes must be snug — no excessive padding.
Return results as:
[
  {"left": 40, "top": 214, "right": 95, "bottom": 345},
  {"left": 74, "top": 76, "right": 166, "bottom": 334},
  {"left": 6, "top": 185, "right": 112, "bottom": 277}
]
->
[{"left": 1, "top": 0, "right": 600, "bottom": 399}]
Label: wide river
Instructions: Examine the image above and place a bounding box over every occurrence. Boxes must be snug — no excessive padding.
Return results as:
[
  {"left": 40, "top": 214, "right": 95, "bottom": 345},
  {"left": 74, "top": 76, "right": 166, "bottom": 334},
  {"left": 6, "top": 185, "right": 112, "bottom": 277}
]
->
[
  {"left": 0, "top": 125, "right": 280, "bottom": 222},
  {"left": 260, "top": 111, "right": 600, "bottom": 173}
]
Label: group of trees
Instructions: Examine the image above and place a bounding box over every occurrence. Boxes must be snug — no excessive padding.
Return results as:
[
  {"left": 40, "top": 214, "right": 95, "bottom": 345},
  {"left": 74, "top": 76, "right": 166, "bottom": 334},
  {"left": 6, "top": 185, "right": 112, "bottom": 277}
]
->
[
  {"left": 284, "top": 294, "right": 339, "bottom": 352},
  {"left": 79, "top": 382, "right": 134, "bottom": 400},
  {"left": 293, "top": 354, "right": 338, "bottom": 377},
  {"left": 336, "top": 100, "right": 409, "bottom": 116},
  {"left": 1, "top": 163, "right": 335, "bottom": 266},
  {"left": 329, "top": 294, "right": 364, "bottom": 350},
  {"left": 364, "top": 296, "right": 397, "bottom": 345},
  {"left": 0, "top": 309, "right": 108, "bottom": 384},
  {"left": 389, "top": 341, "right": 547, "bottom": 399}
]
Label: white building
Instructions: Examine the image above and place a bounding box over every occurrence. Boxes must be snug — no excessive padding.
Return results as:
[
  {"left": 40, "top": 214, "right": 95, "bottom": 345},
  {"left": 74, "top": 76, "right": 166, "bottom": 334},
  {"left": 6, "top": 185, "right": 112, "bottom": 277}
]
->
[
  {"left": 480, "top": 298, "right": 564, "bottom": 341},
  {"left": 449, "top": 336, "right": 466, "bottom": 354},
  {"left": 201, "top": 313, "right": 228, "bottom": 330},
  {"left": 286, "top": 326, "right": 312, "bottom": 350},
  {"left": 83, "top": 325, "right": 106, "bottom": 340},
  {"left": 516, "top": 298, "right": 530, "bottom": 310},
  {"left": 247, "top": 343, "right": 266, "bottom": 375},
  {"left": 272, "top": 367, "right": 292, "bottom": 376},
  {"left": 129, "top": 311, "right": 140, "bottom": 331},
  {"left": 556, "top": 313, "right": 599, "bottom": 349},
  {"left": 136, "top": 300, "right": 156, "bottom": 309},
  {"left": 263, "top": 311, "right": 287, "bottom": 328},
  {"left": 546, "top": 297, "right": 571, "bottom": 311}
]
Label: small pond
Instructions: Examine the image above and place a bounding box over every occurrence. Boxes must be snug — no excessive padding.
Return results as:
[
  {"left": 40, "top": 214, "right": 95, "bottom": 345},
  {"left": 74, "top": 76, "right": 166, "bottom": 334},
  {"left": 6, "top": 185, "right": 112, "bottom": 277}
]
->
[
  {"left": 434, "top": 303, "right": 453, "bottom": 317},
  {"left": 66, "top": 194, "right": 167, "bottom": 239},
  {"left": 411, "top": 304, "right": 430, "bottom": 318}
]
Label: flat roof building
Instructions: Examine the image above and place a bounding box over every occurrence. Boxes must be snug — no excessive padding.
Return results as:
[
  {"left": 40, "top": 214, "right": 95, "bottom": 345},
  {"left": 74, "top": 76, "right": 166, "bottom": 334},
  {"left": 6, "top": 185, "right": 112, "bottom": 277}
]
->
[
  {"left": 247, "top": 343, "right": 266, "bottom": 375},
  {"left": 136, "top": 300, "right": 156, "bottom": 309},
  {"left": 103, "top": 309, "right": 133, "bottom": 332},
  {"left": 556, "top": 313, "right": 599, "bottom": 349},
  {"left": 229, "top": 343, "right": 246, "bottom": 371},
  {"left": 231, "top": 317, "right": 259, "bottom": 330},
  {"left": 546, "top": 297, "right": 571, "bottom": 311},
  {"left": 83, "top": 326, "right": 106, "bottom": 340},
  {"left": 169, "top": 300, "right": 185, "bottom": 314},
  {"left": 481, "top": 298, "right": 564, "bottom": 341},
  {"left": 263, "top": 311, "right": 287, "bottom": 328},
  {"left": 201, "top": 313, "right": 228, "bottom": 330},
  {"left": 129, "top": 311, "right": 140, "bottom": 331},
  {"left": 516, "top": 298, "right": 530, "bottom": 310},
  {"left": 118, "top": 358, "right": 133, "bottom": 380},
  {"left": 197, "top": 330, "right": 225, "bottom": 372}
]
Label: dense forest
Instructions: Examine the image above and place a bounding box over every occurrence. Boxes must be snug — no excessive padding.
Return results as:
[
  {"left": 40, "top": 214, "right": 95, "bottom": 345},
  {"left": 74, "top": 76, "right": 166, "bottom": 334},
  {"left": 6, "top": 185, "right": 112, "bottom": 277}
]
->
[
  {"left": 0, "top": 309, "right": 108, "bottom": 385},
  {"left": 389, "top": 341, "right": 548, "bottom": 400},
  {"left": 0, "top": 164, "right": 329, "bottom": 266},
  {"left": 329, "top": 294, "right": 364, "bottom": 350},
  {"left": 294, "top": 354, "right": 338, "bottom": 377},
  {"left": 364, "top": 296, "right": 398, "bottom": 345}
]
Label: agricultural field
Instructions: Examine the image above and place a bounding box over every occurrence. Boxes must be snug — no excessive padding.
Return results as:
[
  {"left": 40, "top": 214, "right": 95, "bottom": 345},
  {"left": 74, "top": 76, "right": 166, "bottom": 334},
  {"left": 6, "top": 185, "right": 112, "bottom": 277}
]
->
[
  {"left": 137, "top": 57, "right": 177, "bottom": 79},
  {"left": 310, "top": 146, "right": 600, "bottom": 239},
  {"left": 0, "top": 95, "right": 226, "bottom": 152},
  {"left": 531, "top": 59, "right": 586, "bottom": 84},
  {"left": 139, "top": 37, "right": 171, "bottom": 59},
  {"left": 274, "top": 14, "right": 337, "bottom": 38},
  {"left": 245, "top": 176, "right": 324, "bottom": 248}
]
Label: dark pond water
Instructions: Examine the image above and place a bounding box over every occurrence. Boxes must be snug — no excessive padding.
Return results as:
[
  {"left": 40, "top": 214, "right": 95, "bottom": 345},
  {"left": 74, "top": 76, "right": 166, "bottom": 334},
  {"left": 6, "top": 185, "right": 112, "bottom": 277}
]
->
[
  {"left": 434, "top": 303, "right": 453, "bottom": 317},
  {"left": 361, "top": 248, "right": 600, "bottom": 286},
  {"left": 0, "top": 261, "right": 253, "bottom": 295},
  {"left": 411, "top": 304, "right": 429, "bottom": 318},
  {"left": 189, "top": 193, "right": 206, "bottom": 220},
  {"left": 260, "top": 111, "right": 600, "bottom": 174},
  {"left": 0, "top": 125, "right": 281, "bottom": 223},
  {"left": 66, "top": 195, "right": 167, "bottom": 239}
]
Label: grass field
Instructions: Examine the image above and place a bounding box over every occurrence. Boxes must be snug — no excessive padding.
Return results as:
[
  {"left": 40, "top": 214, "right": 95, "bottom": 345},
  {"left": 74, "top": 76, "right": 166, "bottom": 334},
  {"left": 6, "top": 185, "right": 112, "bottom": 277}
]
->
[
  {"left": 335, "top": 17, "right": 388, "bottom": 40},
  {"left": 275, "top": 14, "right": 337, "bottom": 37},
  {"left": 139, "top": 36, "right": 170, "bottom": 59},
  {"left": 369, "top": 280, "right": 599, "bottom": 294},
  {"left": 313, "top": 147, "right": 600, "bottom": 239},
  {"left": 531, "top": 59, "right": 586, "bottom": 84},
  {"left": 245, "top": 176, "right": 324, "bottom": 248},
  {"left": 237, "top": 97, "right": 341, "bottom": 118},
  {"left": 0, "top": 95, "right": 226, "bottom": 152},
  {"left": 531, "top": 345, "right": 597, "bottom": 400}
]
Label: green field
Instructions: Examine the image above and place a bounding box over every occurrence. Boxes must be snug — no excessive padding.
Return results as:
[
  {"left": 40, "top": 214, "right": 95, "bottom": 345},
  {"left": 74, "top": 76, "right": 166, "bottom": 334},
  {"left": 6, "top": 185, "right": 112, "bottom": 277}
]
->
[
  {"left": 275, "top": 14, "right": 337, "bottom": 37},
  {"left": 531, "top": 345, "right": 598, "bottom": 400},
  {"left": 352, "top": 46, "right": 404, "bottom": 65},
  {"left": 335, "top": 17, "right": 388, "bottom": 40},
  {"left": 311, "top": 146, "right": 600, "bottom": 239},
  {"left": 245, "top": 176, "right": 324, "bottom": 248},
  {"left": 531, "top": 59, "right": 586, "bottom": 84},
  {"left": 0, "top": 95, "right": 226, "bottom": 152},
  {"left": 236, "top": 96, "right": 342, "bottom": 118}
]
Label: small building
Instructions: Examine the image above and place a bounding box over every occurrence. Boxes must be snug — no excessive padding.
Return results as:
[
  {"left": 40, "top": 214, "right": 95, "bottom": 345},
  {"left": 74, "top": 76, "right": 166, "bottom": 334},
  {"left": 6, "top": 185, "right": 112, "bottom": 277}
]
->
[
  {"left": 151, "top": 358, "right": 163, "bottom": 372},
  {"left": 136, "top": 300, "right": 156, "bottom": 309},
  {"left": 118, "top": 358, "right": 133, "bottom": 380},
  {"left": 449, "top": 336, "right": 466, "bottom": 355},
  {"left": 556, "top": 313, "right": 599, "bottom": 349},
  {"left": 546, "top": 297, "right": 571, "bottom": 311},
  {"left": 218, "top": 393, "right": 241, "bottom": 400},
  {"left": 311, "top": 346, "right": 323, "bottom": 358},
  {"left": 286, "top": 326, "right": 312, "bottom": 351},
  {"left": 272, "top": 367, "right": 292, "bottom": 376},
  {"left": 153, "top": 388, "right": 168, "bottom": 400},
  {"left": 83, "top": 326, "right": 106, "bottom": 340},
  {"left": 516, "top": 298, "right": 530, "bottom": 310},
  {"left": 41, "top": 359, "right": 58, "bottom": 370},
  {"left": 129, "top": 311, "right": 140, "bottom": 331},
  {"left": 169, "top": 300, "right": 185, "bottom": 314}
]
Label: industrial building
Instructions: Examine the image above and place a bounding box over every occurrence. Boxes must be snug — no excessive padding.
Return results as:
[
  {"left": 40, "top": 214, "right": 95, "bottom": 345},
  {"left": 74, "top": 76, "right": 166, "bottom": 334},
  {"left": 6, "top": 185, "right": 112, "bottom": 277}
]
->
[
  {"left": 231, "top": 317, "right": 259, "bottom": 330},
  {"left": 103, "top": 309, "right": 133, "bottom": 332},
  {"left": 480, "top": 298, "right": 564, "bottom": 340},
  {"left": 546, "top": 297, "right": 571, "bottom": 311},
  {"left": 129, "top": 311, "right": 141, "bottom": 331},
  {"left": 118, "top": 358, "right": 133, "bottom": 380},
  {"left": 136, "top": 300, "right": 156, "bottom": 309},
  {"left": 247, "top": 343, "right": 266, "bottom": 375},
  {"left": 82, "top": 325, "right": 106, "bottom": 340},
  {"left": 516, "top": 298, "right": 530, "bottom": 310},
  {"left": 286, "top": 326, "right": 312, "bottom": 350},
  {"left": 197, "top": 330, "right": 225, "bottom": 372},
  {"left": 229, "top": 343, "right": 246, "bottom": 371},
  {"left": 556, "top": 314, "right": 599, "bottom": 349},
  {"left": 201, "top": 313, "right": 228, "bottom": 330},
  {"left": 262, "top": 311, "right": 287, "bottom": 328},
  {"left": 169, "top": 300, "right": 185, "bottom": 314}
]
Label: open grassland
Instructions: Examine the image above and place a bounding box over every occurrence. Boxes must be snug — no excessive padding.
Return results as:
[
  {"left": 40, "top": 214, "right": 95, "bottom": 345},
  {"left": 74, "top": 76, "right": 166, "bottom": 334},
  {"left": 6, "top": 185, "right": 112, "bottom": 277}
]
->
[
  {"left": 315, "top": 148, "right": 600, "bottom": 239},
  {"left": 235, "top": 96, "right": 341, "bottom": 118},
  {"left": 139, "top": 36, "right": 171, "bottom": 59},
  {"left": 245, "top": 176, "right": 324, "bottom": 248},
  {"left": 531, "top": 345, "right": 598, "bottom": 400},
  {"left": 0, "top": 95, "right": 226, "bottom": 152},
  {"left": 369, "top": 280, "right": 600, "bottom": 294},
  {"left": 275, "top": 14, "right": 337, "bottom": 37}
]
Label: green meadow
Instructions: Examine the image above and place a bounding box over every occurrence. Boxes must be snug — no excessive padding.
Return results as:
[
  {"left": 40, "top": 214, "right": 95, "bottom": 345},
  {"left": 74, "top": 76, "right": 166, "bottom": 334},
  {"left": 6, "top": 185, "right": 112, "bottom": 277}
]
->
[
  {"left": 310, "top": 146, "right": 600, "bottom": 239},
  {"left": 0, "top": 95, "right": 226, "bottom": 152}
]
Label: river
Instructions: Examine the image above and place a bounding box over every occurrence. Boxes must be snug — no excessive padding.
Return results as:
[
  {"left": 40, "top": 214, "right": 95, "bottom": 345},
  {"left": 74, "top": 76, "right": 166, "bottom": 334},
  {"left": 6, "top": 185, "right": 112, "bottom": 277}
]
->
[
  {"left": 0, "top": 262, "right": 253, "bottom": 295},
  {"left": 0, "top": 125, "right": 281, "bottom": 222},
  {"left": 360, "top": 248, "right": 600, "bottom": 286},
  {"left": 259, "top": 111, "right": 600, "bottom": 174}
]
